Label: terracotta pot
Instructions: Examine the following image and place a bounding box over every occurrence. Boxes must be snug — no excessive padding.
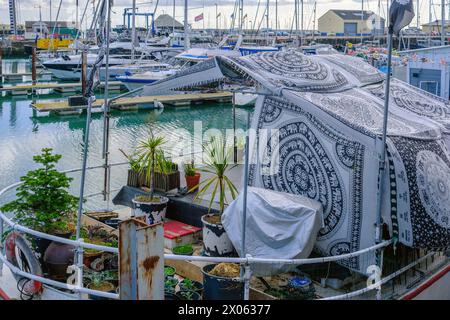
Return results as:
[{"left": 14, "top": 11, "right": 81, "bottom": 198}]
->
[
  {"left": 185, "top": 173, "right": 201, "bottom": 192},
  {"left": 43, "top": 241, "right": 75, "bottom": 282}
]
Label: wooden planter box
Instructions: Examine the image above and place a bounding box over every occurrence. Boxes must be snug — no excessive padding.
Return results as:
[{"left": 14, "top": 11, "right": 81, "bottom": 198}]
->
[
  {"left": 153, "top": 170, "right": 180, "bottom": 192},
  {"left": 128, "top": 164, "right": 180, "bottom": 192}
]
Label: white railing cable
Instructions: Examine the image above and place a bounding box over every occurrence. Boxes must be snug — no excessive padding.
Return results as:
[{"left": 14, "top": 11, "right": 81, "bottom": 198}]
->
[
  {"left": 320, "top": 252, "right": 436, "bottom": 300},
  {"left": 0, "top": 253, "right": 119, "bottom": 299}
]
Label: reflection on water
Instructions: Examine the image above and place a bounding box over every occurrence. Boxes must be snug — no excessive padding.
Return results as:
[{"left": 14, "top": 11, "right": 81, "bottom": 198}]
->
[{"left": 0, "top": 93, "right": 251, "bottom": 210}]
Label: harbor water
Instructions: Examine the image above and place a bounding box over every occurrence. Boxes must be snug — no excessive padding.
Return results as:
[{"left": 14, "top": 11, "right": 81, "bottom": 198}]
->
[{"left": 0, "top": 59, "right": 251, "bottom": 209}]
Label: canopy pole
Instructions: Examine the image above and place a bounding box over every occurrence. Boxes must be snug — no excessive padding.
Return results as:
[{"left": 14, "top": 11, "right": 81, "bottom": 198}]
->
[
  {"left": 375, "top": 28, "right": 393, "bottom": 262},
  {"left": 102, "top": 0, "right": 112, "bottom": 208},
  {"left": 241, "top": 112, "right": 251, "bottom": 300}
]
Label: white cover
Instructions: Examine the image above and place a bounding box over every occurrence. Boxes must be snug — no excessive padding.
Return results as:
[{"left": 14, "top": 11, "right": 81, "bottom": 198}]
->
[{"left": 221, "top": 187, "right": 324, "bottom": 276}]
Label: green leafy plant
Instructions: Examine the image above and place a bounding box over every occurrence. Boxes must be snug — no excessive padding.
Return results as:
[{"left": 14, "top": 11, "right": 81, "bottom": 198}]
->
[
  {"left": 164, "top": 266, "right": 176, "bottom": 277},
  {"left": 72, "top": 226, "right": 118, "bottom": 253},
  {"left": 119, "top": 148, "right": 143, "bottom": 172},
  {"left": 193, "top": 137, "right": 238, "bottom": 214},
  {"left": 156, "top": 151, "right": 177, "bottom": 175},
  {"left": 0, "top": 148, "right": 79, "bottom": 234},
  {"left": 172, "top": 244, "right": 193, "bottom": 255},
  {"left": 136, "top": 131, "right": 165, "bottom": 200},
  {"left": 183, "top": 162, "right": 197, "bottom": 177},
  {"left": 164, "top": 277, "right": 179, "bottom": 288},
  {"left": 84, "top": 269, "right": 116, "bottom": 291}
]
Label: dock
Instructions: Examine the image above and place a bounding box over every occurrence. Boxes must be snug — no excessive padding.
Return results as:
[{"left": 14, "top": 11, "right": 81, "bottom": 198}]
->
[
  {"left": 1, "top": 71, "right": 52, "bottom": 81},
  {"left": 30, "top": 92, "right": 233, "bottom": 113},
  {"left": 0, "top": 81, "right": 123, "bottom": 95}
]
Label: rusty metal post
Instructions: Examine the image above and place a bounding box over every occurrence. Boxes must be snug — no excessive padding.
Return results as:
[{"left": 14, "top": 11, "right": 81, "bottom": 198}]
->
[
  {"left": 119, "top": 219, "right": 164, "bottom": 300},
  {"left": 81, "top": 50, "right": 87, "bottom": 97}
]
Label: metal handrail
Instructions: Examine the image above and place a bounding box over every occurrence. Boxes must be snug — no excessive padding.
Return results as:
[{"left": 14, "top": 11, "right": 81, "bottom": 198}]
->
[{"left": 0, "top": 163, "right": 395, "bottom": 300}]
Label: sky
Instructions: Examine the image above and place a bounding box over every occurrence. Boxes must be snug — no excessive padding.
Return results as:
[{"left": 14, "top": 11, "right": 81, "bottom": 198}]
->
[{"left": 0, "top": 0, "right": 447, "bottom": 30}]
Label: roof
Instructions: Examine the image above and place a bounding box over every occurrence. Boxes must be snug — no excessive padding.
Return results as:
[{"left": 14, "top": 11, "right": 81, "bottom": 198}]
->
[
  {"left": 329, "top": 10, "right": 384, "bottom": 21},
  {"left": 25, "top": 21, "right": 73, "bottom": 29},
  {"left": 154, "top": 14, "right": 183, "bottom": 28},
  {"left": 422, "top": 19, "right": 450, "bottom": 27}
]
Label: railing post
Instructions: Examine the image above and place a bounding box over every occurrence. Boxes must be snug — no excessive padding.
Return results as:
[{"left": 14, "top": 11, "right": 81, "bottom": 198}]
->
[
  {"left": 243, "top": 254, "right": 251, "bottom": 300},
  {"left": 119, "top": 218, "right": 164, "bottom": 300},
  {"left": 77, "top": 239, "right": 84, "bottom": 300},
  {"left": 0, "top": 215, "right": 3, "bottom": 276}
]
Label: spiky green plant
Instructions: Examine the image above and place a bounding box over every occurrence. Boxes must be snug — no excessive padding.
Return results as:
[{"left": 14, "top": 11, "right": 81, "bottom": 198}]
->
[
  {"left": 193, "top": 137, "right": 238, "bottom": 214},
  {"left": 136, "top": 131, "right": 165, "bottom": 200}
]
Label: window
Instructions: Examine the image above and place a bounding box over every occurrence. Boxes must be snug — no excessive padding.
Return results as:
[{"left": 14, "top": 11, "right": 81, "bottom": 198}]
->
[{"left": 419, "top": 81, "right": 439, "bottom": 96}]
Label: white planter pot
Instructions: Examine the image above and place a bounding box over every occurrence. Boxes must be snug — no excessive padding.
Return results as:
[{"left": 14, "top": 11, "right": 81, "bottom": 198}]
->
[
  {"left": 201, "top": 214, "right": 235, "bottom": 257},
  {"left": 132, "top": 196, "right": 169, "bottom": 224}
]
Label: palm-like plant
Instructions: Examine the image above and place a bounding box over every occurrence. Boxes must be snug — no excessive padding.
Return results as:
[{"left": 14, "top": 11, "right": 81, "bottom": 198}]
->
[
  {"left": 194, "top": 136, "right": 238, "bottom": 214},
  {"left": 136, "top": 131, "right": 165, "bottom": 200}
]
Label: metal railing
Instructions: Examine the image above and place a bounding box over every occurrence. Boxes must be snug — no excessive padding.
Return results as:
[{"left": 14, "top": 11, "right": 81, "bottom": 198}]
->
[{"left": 0, "top": 163, "right": 436, "bottom": 300}]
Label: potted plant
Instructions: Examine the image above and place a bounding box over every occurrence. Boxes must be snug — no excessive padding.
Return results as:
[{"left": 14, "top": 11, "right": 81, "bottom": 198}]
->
[
  {"left": 0, "top": 148, "right": 79, "bottom": 259},
  {"left": 119, "top": 148, "right": 145, "bottom": 188},
  {"left": 179, "top": 278, "right": 203, "bottom": 295},
  {"left": 172, "top": 244, "right": 194, "bottom": 256},
  {"left": 183, "top": 162, "right": 201, "bottom": 192},
  {"left": 84, "top": 270, "right": 117, "bottom": 300},
  {"left": 73, "top": 226, "right": 118, "bottom": 268},
  {"left": 193, "top": 137, "right": 238, "bottom": 257},
  {"left": 176, "top": 290, "right": 201, "bottom": 300},
  {"left": 153, "top": 151, "right": 180, "bottom": 192},
  {"left": 165, "top": 277, "right": 179, "bottom": 293},
  {"left": 164, "top": 265, "right": 176, "bottom": 278},
  {"left": 201, "top": 263, "right": 243, "bottom": 300},
  {"left": 132, "top": 132, "right": 169, "bottom": 224}
]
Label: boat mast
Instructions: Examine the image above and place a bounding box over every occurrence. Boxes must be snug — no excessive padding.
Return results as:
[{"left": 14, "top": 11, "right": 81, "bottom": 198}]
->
[
  {"left": 173, "top": 0, "right": 176, "bottom": 34},
  {"left": 441, "top": 0, "right": 445, "bottom": 45},
  {"left": 132, "top": 0, "right": 136, "bottom": 61},
  {"left": 417, "top": 0, "right": 420, "bottom": 27},
  {"left": 184, "top": 0, "right": 190, "bottom": 49},
  {"left": 275, "top": 0, "right": 278, "bottom": 31}
]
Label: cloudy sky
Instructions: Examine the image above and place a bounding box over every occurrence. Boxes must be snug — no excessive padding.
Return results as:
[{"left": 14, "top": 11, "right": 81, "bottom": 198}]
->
[{"left": 0, "top": 0, "right": 443, "bottom": 30}]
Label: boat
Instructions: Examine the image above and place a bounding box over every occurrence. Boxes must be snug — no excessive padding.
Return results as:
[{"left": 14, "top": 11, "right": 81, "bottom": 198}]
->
[
  {"left": 41, "top": 53, "right": 134, "bottom": 80},
  {"left": 116, "top": 64, "right": 179, "bottom": 91}
]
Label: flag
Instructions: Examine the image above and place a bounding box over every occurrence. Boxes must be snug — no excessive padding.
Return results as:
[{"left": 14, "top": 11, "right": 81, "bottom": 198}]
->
[
  {"left": 389, "top": 0, "right": 415, "bottom": 35},
  {"left": 195, "top": 13, "right": 204, "bottom": 22},
  {"left": 217, "top": 12, "right": 221, "bottom": 18}
]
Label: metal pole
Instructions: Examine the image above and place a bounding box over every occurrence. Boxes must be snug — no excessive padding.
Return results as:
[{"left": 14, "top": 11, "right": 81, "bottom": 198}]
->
[
  {"left": 173, "top": 0, "right": 176, "bottom": 34},
  {"left": 184, "top": 0, "right": 190, "bottom": 50},
  {"left": 361, "top": 0, "right": 364, "bottom": 45},
  {"left": 76, "top": 95, "right": 93, "bottom": 241},
  {"left": 0, "top": 215, "right": 3, "bottom": 276},
  {"left": 103, "top": 0, "right": 112, "bottom": 207},
  {"left": 81, "top": 50, "right": 87, "bottom": 97},
  {"left": 241, "top": 112, "right": 251, "bottom": 300},
  {"left": 301, "top": 0, "right": 304, "bottom": 45},
  {"left": 441, "top": 0, "right": 446, "bottom": 45},
  {"left": 233, "top": 92, "right": 237, "bottom": 163},
  {"left": 375, "top": 28, "right": 393, "bottom": 262},
  {"left": 132, "top": 0, "right": 136, "bottom": 61}
]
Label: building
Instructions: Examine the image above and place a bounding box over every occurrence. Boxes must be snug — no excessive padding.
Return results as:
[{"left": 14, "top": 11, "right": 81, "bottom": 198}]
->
[
  {"left": 421, "top": 20, "right": 450, "bottom": 34},
  {"left": 318, "top": 10, "right": 385, "bottom": 36},
  {"left": 154, "top": 14, "right": 183, "bottom": 34},
  {"left": 399, "top": 45, "right": 450, "bottom": 100},
  {"left": 24, "top": 21, "right": 78, "bottom": 40}
]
